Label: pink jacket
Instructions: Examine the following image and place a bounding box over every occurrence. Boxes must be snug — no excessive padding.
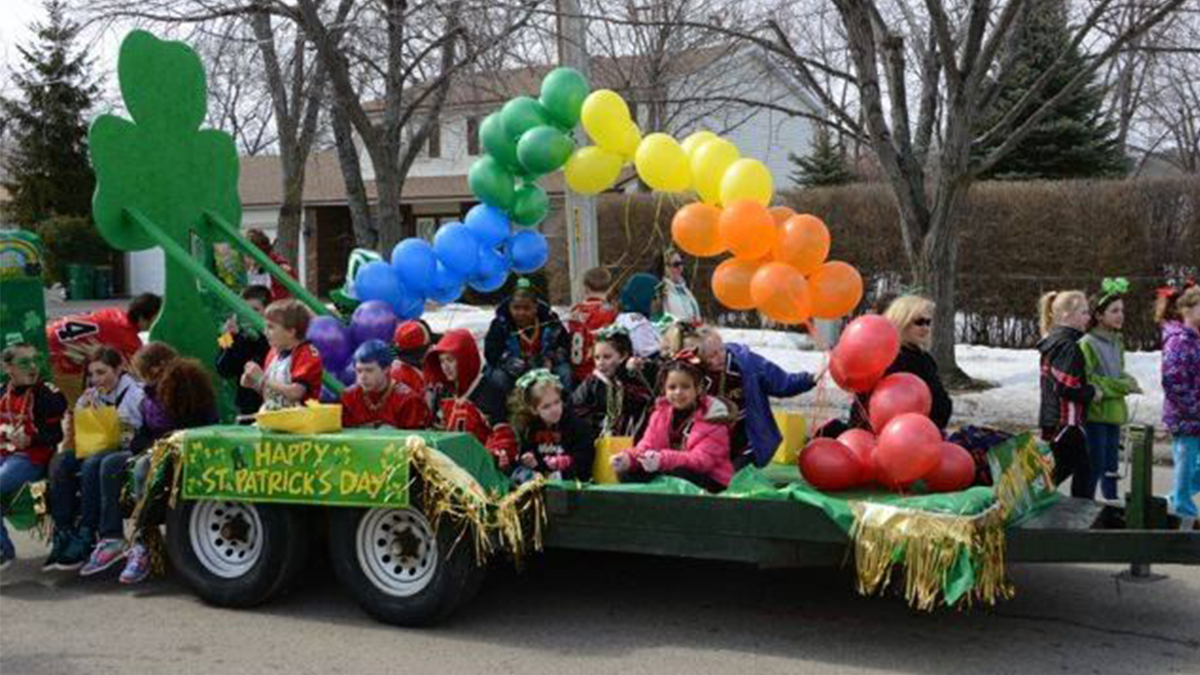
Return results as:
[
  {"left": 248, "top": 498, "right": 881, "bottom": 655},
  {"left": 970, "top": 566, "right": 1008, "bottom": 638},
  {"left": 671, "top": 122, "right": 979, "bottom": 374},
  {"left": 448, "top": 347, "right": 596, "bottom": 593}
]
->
[{"left": 631, "top": 396, "right": 734, "bottom": 487}]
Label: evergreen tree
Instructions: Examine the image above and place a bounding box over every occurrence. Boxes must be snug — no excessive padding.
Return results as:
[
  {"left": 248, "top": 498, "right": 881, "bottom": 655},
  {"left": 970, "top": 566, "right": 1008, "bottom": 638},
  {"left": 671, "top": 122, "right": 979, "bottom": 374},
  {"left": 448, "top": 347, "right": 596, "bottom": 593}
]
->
[
  {"left": 789, "top": 128, "right": 855, "bottom": 188},
  {"left": 974, "top": 1, "right": 1127, "bottom": 180},
  {"left": 1, "top": 0, "right": 100, "bottom": 226}
]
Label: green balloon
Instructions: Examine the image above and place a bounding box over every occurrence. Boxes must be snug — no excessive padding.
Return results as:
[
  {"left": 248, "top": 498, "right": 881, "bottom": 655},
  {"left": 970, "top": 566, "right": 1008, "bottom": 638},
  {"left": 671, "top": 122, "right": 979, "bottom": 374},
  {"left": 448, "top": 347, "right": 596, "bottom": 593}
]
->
[
  {"left": 540, "top": 67, "right": 590, "bottom": 129},
  {"left": 501, "top": 97, "right": 550, "bottom": 140},
  {"left": 468, "top": 156, "right": 515, "bottom": 210},
  {"left": 480, "top": 113, "right": 520, "bottom": 171},
  {"left": 516, "top": 125, "right": 576, "bottom": 176},
  {"left": 512, "top": 183, "right": 549, "bottom": 227}
]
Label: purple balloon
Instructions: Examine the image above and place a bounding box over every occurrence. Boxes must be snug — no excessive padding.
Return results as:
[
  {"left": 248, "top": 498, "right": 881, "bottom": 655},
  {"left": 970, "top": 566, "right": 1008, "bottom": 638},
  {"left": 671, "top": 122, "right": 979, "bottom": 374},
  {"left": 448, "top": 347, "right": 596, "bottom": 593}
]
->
[
  {"left": 350, "top": 300, "right": 398, "bottom": 346},
  {"left": 319, "top": 385, "right": 340, "bottom": 403},
  {"left": 307, "top": 316, "right": 352, "bottom": 371},
  {"left": 339, "top": 362, "right": 358, "bottom": 387}
]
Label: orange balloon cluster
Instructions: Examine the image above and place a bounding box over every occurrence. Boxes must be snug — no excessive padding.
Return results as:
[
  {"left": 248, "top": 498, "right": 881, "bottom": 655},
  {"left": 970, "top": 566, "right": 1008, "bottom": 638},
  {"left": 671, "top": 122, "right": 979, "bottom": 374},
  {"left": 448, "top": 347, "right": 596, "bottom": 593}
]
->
[{"left": 673, "top": 199, "right": 863, "bottom": 324}]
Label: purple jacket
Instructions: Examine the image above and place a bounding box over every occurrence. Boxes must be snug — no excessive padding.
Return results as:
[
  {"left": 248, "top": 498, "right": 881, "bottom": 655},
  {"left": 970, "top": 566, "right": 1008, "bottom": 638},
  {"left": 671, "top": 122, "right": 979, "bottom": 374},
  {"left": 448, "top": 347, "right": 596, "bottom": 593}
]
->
[{"left": 1162, "top": 321, "right": 1200, "bottom": 436}]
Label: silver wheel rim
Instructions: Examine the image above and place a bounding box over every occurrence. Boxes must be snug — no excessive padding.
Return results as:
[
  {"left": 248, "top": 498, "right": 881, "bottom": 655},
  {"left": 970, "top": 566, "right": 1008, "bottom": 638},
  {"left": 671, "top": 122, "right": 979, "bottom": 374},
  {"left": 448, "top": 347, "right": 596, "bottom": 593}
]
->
[
  {"left": 188, "top": 501, "right": 264, "bottom": 579},
  {"left": 357, "top": 508, "right": 438, "bottom": 597}
]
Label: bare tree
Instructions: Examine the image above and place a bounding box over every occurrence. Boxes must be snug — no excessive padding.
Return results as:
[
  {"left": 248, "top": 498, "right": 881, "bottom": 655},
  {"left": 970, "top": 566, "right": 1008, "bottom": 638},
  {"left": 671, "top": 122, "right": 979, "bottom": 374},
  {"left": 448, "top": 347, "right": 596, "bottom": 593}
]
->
[
  {"left": 195, "top": 20, "right": 280, "bottom": 156},
  {"left": 670, "top": 0, "right": 1189, "bottom": 381}
]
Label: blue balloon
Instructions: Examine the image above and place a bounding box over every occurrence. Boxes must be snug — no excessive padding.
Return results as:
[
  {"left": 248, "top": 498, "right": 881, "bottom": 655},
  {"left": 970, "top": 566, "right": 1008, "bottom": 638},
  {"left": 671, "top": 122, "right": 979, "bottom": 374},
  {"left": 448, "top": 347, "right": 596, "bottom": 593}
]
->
[
  {"left": 469, "top": 247, "right": 510, "bottom": 293},
  {"left": 307, "top": 316, "right": 352, "bottom": 371},
  {"left": 391, "top": 238, "right": 437, "bottom": 295},
  {"left": 354, "top": 261, "right": 401, "bottom": 304},
  {"left": 434, "top": 222, "right": 481, "bottom": 277},
  {"left": 396, "top": 294, "right": 425, "bottom": 320},
  {"left": 505, "top": 230, "right": 549, "bottom": 274},
  {"left": 465, "top": 204, "right": 511, "bottom": 248},
  {"left": 428, "top": 262, "right": 464, "bottom": 305}
]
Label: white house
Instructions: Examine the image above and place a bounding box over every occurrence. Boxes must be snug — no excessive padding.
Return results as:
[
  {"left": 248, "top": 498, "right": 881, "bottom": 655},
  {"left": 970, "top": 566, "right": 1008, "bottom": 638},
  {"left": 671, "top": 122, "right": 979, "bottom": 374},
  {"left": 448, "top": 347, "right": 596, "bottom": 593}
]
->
[{"left": 124, "top": 47, "right": 822, "bottom": 300}]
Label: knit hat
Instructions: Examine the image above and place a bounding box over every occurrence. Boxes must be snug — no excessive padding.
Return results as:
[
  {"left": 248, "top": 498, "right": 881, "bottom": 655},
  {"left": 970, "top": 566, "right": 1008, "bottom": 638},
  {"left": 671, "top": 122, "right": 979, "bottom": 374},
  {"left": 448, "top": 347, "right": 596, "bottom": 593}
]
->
[
  {"left": 393, "top": 320, "right": 435, "bottom": 367},
  {"left": 620, "top": 273, "right": 659, "bottom": 317}
]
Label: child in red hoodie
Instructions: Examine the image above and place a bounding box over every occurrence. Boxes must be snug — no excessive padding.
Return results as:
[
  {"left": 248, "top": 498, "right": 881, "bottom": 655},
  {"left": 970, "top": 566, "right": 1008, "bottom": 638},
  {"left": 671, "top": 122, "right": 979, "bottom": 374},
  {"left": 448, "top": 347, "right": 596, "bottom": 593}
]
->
[
  {"left": 241, "top": 299, "right": 323, "bottom": 411},
  {"left": 0, "top": 343, "right": 68, "bottom": 569},
  {"left": 424, "top": 329, "right": 493, "bottom": 446},
  {"left": 342, "top": 340, "right": 429, "bottom": 429},
  {"left": 611, "top": 351, "right": 734, "bottom": 492}
]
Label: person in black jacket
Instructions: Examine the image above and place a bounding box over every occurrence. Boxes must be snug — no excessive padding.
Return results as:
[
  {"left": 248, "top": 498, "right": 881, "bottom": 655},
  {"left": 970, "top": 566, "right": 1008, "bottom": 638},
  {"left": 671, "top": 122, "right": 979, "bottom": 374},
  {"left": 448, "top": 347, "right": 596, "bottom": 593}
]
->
[
  {"left": 846, "top": 295, "right": 953, "bottom": 431},
  {"left": 572, "top": 329, "right": 655, "bottom": 439},
  {"left": 481, "top": 279, "right": 572, "bottom": 421},
  {"left": 487, "top": 369, "right": 595, "bottom": 484},
  {"left": 215, "top": 285, "right": 272, "bottom": 416},
  {"left": 1037, "top": 290, "right": 1096, "bottom": 498}
]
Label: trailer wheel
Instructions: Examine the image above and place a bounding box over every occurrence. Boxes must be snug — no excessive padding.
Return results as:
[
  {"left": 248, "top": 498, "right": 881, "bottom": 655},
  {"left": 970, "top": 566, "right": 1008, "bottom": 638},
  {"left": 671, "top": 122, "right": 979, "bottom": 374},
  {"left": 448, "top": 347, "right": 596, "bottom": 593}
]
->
[
  {"left": 328, "top": 505, "right": 484, "bottom": 626},
  {"left": 166, "top": 499, "right": 309, "bottom": 608}
]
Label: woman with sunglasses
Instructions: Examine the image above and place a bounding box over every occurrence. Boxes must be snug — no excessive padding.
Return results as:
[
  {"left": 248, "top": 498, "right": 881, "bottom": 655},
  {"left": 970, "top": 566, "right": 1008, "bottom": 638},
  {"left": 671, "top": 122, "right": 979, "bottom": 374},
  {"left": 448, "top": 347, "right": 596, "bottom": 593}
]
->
[
  {"left": 659, "top": 249, "right": 701, "bottom": 323},
  {"left": 847, "top": 295, "right": 953, "bottom": 431}
]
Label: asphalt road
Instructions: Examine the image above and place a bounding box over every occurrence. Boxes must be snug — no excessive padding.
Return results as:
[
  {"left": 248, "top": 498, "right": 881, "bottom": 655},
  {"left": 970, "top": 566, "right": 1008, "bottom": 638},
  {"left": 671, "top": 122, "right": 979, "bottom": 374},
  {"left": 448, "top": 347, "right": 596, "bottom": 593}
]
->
[{"left": 3, "top": 472, "right": 1198, "bottom": 675}]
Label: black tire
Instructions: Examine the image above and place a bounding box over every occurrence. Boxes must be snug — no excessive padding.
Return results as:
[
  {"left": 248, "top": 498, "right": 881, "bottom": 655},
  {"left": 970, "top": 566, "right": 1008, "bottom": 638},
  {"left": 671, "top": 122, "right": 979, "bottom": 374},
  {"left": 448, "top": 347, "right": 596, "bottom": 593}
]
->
[
  {"left": 328, "top": 503, "right": 485, "bottom": 627},
  {"left": 166, "top": 499, "right": 309, "bottom": 609}
]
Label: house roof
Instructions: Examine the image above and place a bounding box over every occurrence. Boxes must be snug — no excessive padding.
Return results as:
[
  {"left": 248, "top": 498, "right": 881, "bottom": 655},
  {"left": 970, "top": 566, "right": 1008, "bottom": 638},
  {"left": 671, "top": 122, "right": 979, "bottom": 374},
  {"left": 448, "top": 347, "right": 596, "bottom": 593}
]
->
[{"left": 238, "top": 151, "right": 568, "bottom": 208}]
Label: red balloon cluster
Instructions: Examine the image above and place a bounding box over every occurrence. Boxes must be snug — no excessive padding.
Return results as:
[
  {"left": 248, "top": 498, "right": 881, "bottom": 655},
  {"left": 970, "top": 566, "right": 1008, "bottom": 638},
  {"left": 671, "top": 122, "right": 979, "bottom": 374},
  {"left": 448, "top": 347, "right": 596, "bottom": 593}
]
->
[{"left": 797, "top": 316, "right": 974, "bottom": 493}]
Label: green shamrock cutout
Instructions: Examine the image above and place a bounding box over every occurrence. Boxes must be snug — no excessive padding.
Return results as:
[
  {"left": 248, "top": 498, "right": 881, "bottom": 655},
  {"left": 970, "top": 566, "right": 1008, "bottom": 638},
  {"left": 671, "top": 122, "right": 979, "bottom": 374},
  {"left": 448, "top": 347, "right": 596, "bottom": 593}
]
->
[{"left": 89, "top": 31, "right": 242, "bottom": 418}]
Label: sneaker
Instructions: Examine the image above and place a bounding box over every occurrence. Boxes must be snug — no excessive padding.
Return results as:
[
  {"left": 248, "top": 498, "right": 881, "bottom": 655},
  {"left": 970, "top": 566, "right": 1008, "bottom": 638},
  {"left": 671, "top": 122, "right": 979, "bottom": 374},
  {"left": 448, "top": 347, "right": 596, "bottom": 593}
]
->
[
  {"left": 118, "top": 543, "right": 151, "bottom": 585},
  {"left": 49, "top": 528, "right": 93, "bottom": 572},
  {"left": 79, "top": 538, "right": 127, "bottom": 577},
  {"left": 42, "top": 529, "right": 68, "bottom": 571}
]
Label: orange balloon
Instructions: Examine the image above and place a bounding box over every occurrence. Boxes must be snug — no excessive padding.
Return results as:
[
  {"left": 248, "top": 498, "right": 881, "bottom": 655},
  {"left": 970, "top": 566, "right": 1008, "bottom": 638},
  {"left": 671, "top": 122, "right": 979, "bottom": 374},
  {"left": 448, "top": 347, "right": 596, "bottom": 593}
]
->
[
  {"left": 750, "top": 262, "right": 812, "bottom": 324},
  {"left": 718, "top": 200, "right": 777, "bottom": 260},
  {"left": 712, "top": 257, "right": 761, "bottom": 310},
  {"left": 671, "top": 203, "right": 725, "bottom": 257},
  {"left": 769, "top": 206, "right": 795, "bottom": 227},
  {"left": 775, "top": 214, "right": 830, "bottom": 274},
  {"left": 808, "top": 261, "right": 864, "bottom": 319}
]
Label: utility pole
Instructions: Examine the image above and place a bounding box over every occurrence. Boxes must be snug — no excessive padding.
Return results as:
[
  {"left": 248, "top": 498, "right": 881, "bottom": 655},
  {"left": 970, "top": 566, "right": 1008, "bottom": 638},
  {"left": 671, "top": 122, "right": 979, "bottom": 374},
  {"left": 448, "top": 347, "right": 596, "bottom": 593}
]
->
[{"left": 555, "top": 0, "right": 599, "bottom": 302}]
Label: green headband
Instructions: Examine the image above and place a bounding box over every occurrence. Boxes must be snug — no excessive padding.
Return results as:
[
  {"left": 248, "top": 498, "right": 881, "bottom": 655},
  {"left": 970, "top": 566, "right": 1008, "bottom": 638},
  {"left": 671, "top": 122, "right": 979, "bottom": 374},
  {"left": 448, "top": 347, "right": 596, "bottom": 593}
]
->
[
  {"left": 1099, "top": 277, "right": 1129, "bottom": 305},
  {"left": 515, "top": 368, "right": 561, "bottom": 393}
]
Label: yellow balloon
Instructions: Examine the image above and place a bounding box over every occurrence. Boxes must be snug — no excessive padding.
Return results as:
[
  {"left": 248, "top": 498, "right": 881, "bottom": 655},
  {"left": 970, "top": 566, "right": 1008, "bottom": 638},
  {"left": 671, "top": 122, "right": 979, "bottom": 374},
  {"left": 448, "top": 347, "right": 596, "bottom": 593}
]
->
[
  {"left": 720, "top": 158, "right": 773, "bottom": 207},
  {"left": 690, "top": 138, "right": 740, "bottom": 205},
  {"left": 634, "top": 133, "right": 691, "bottom": 193},
  {"left": 681, "top": 131, "right": 717, "bottom": 159},
  {"left": 582, "top": 90, "right": 632, "bottom": 155},
  {"left": 613, "top": 121, "right": 642, "bottom": 160},
  {"left": 564, "top": 146, "right": 623, "bottom": 195}
]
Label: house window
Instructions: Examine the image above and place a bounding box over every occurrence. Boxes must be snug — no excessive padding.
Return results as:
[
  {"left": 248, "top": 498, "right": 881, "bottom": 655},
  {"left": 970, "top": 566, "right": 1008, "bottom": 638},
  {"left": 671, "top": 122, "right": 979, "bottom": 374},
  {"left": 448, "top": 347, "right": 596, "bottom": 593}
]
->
[
  {"left": 467, "top": 117, "right": 480, "bottom": 156},
  {"left": 628, "top": 99, "right": 639, "bottom": 125},
  {"left": 427, "top": 122, "right": 441, "bottom": 159}
]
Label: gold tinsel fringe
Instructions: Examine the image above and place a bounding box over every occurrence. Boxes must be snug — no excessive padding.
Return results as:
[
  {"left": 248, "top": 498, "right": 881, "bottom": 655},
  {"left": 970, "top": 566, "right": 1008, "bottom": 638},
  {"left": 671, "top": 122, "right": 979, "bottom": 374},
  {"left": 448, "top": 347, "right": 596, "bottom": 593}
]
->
[
  {"left": 848, "top": 438, "right": 1051, "bottom": 611},
  {"left": 404, "top": 436, "right": 546, "bottom": 567}
]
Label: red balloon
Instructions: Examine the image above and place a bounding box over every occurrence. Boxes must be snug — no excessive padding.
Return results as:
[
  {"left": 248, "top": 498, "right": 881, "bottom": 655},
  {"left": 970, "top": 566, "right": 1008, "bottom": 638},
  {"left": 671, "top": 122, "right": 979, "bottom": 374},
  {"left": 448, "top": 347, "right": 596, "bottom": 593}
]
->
[
  {"left": 868, "top": 373, "right": 933, "bottom": 432},
  {"left": 834, "top": 315, "right": 900, "bottom": 381},
  {"left": 829, "top": 351, "right": 882, "bottom": 394},
  {"left": 924, "top": 442, "right": 976, "bottom": 492},
  {"left": 877, "top": 464, "right": 915, "bottom": 492},
  {"left": 837, "top": 429, "right": 877, "bottom": 483},
  {"left": 875, "top": 413, "right": 942, "bottom": 485},
  {"left": 799, "top": 438, "right": 863, "bottom": 491}
]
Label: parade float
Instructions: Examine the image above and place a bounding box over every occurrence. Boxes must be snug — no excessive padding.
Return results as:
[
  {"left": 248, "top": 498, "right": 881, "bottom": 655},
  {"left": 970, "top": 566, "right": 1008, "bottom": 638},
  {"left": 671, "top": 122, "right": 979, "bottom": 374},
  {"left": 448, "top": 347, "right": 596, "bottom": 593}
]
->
[{"left": 3, "top": 30, "right": 1197, "bottom": 627}]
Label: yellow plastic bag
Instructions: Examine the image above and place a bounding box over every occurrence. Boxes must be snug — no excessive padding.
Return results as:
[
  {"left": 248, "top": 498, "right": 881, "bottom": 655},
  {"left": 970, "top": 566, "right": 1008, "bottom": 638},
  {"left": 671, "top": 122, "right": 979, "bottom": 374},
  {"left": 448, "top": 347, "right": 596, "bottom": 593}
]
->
[
  {"left": 771, "top": 410, "right": 807, "bottom": 465},
  {"left": 256, "top": 401, "right": 343, "bottom": 435},
  {"left": 74, "top": 405, "right": 121, "bottom": 459},
  {"left": 593, "top": 436, "right": 632, "bottom": 484}
]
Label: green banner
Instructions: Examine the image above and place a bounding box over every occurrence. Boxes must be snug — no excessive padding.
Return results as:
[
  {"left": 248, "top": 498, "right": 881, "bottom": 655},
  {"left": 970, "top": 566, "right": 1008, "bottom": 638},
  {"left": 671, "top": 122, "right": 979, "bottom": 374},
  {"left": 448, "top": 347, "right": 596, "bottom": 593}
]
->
[{"left": 182, "top": 426, "right": 411, "bottom": 508}]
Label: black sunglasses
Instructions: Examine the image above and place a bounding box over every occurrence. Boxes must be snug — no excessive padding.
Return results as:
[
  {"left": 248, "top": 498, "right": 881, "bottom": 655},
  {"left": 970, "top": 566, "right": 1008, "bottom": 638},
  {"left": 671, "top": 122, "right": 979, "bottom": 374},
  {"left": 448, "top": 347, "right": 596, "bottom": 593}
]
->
[
  {"left": 668, "top": 260, "right": 684, "bottom": 268},
  {"left": 913, "top": 318, "right": 933, "bottom": 327}
]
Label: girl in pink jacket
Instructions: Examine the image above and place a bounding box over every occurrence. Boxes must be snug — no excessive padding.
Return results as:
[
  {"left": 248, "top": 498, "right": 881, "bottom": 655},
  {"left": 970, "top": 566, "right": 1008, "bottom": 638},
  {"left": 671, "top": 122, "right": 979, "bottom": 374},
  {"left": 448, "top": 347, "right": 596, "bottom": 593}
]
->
[{"left": 611, "top": 353, "right": 734, "bottom": 492}]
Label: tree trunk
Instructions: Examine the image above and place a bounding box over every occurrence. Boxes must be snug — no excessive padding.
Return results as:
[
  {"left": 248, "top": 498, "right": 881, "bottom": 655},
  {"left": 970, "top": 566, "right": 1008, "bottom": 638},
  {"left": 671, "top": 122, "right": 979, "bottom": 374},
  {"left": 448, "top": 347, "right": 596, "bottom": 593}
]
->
[
  {"left": 370, "top": 147, "right": 405, "bottom": 252},
  {"left": 329, "top": 103, "right": 375, "bottom": 248},
  {"left": 274, "top": 154, "right": 306, "bottom": 268}
]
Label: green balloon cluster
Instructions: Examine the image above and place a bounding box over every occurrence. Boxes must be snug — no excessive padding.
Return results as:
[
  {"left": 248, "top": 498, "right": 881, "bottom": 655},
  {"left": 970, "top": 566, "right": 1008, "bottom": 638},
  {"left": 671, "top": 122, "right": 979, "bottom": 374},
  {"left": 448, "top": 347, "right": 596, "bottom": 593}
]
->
[{"left": 466, "top": 67, "right": 590, "bottom": 227}]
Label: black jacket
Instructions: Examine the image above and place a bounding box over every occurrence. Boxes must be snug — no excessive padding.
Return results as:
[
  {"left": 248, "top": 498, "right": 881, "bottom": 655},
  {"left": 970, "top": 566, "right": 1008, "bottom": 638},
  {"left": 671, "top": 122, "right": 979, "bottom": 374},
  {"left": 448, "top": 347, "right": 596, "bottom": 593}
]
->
[
  {"left": 1037, "top": 326, "right": 1095, "bottom": 431},
  {"left": 518, "top": 411, "right": 596, "bottom": 481},
  {"left": 215, "top": 330, "right": 271, "bottom": 415},
  {"left": 484, "top": 299, "right": 570, "bottom": 377},
  {"left": 849, "top": 344, "right": 954, "bottom": 431},
  {"left": 571, "top": 365, "right": 654, "bottom": 439}
]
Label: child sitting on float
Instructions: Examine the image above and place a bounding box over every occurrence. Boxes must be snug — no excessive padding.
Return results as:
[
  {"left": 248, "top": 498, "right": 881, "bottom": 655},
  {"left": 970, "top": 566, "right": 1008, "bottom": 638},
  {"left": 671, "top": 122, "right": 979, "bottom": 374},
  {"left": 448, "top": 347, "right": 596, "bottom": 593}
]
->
[
  {"left": 424, "top": 329, "right": 493, "bottom": 445},
  {"left": 241, "top": 299, "right": 323, "bottom": 410},
  {"left": 572, "top": 327, "right": 654, "bottom": 439},
  {"left": 341, "top": 339, "right": 429, "bottom": 430},
  {"left": 488, "top": 369, "right": 594, "bottom": 483},
  {"left": 611, "top": 350, "right": 734, "bottom": 493}
]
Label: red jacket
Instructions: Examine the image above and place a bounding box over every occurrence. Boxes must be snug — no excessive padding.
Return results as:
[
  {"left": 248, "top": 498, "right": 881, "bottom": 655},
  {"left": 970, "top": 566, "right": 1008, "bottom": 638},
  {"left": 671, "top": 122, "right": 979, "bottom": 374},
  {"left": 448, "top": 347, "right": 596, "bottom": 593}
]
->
[
  {"left": 263, "top": 342, "right": 323, "bottom": 405},
  {"left": 424, "top": 329, "right": 491, "bottom": 445},
  {"left": 340, "top": 383, "right": 429, "bottom": 429},
  {"left": 389, "top": 361, "right": 426, "bottom": 396},
  {"left": 567, "top": 297, "right": 619, "bottom": 381},
  {"left": 631, "top": 396, "right": 734, "bottom": 487},
  {"left": 0, "top": 381, "right": 68, "bottom": 466},
  {"left": 46, "top": 307, "right": 143, "bottom": 376}
]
